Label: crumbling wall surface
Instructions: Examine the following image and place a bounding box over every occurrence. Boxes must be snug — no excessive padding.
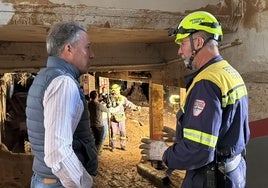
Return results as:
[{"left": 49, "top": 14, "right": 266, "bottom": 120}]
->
[
  {"left": 247, "top": 82, "right": 268, "bottom": 121},
  {"left": 220, "top": 0, "right": 268, "bottom": 73},
  {"left": 220, "top": 3, "right": 268, "bottom": 122},
  {"left": 0, "top": 144, "right": 33, "bottom": 188}
]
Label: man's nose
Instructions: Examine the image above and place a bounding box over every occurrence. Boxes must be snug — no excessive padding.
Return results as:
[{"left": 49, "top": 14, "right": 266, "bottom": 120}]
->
[
  {"left": 89, "top": 49, "right": 94, "bottom": 59},
  {"left": 178, "top": 47, "right": 182, "bottom": 55}
]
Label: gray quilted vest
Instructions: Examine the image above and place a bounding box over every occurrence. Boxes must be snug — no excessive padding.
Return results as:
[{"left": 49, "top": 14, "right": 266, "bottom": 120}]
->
[{"left": 26, "top": 56, "right": 98, "bottom": 179}]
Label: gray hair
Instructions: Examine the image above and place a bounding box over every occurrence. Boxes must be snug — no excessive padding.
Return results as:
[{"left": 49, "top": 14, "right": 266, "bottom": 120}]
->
[
  {"left": 193, "top": 31, "right": 219, "bottom": 47},
  {"left": 46, "top": 22, "right": 87, "bottom": 56}
]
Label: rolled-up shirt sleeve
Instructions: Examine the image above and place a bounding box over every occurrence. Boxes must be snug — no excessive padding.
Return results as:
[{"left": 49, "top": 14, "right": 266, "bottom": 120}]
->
[{"left": 43, "top": 75, "right": 93, "bottom": 187}]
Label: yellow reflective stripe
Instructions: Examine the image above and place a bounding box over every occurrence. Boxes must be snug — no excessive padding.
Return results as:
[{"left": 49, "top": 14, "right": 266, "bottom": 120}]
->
[
  {"left": 180, "top": 60, "right": 247, "bottom": 111},
  {"left": 222, "top": 84, "right": 248, "bottom": 108},
  {"left": 183, "top": 128, "right": 218, "bottom": 148}
]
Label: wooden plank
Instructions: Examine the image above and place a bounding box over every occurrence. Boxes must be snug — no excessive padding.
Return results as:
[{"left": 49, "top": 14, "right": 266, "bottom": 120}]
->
[{"left": 149, "top": 82, "right": 163, "bottom": 140}]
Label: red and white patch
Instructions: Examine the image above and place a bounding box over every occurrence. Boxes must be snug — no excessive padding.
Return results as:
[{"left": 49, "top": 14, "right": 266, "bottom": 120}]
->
[{"left": 193, "top": 99, "right": 206, "bottom": 116}]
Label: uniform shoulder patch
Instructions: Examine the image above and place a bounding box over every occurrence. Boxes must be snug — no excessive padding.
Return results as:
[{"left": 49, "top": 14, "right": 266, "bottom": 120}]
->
[{"left": 193, "top": 99, "right": 206, "bottom": 116}]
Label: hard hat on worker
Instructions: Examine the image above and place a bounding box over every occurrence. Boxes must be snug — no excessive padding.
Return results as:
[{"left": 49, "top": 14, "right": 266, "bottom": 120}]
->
[
  {"left": 174, "top": 11, "right": 223, "bottom": 45},
  {"left": 111, "top": 84, "right": 121, "bottom": 94}
]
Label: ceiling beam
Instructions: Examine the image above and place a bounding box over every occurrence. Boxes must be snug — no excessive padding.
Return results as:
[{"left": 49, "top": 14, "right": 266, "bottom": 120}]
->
[{"left": 0, "top": 3, "right": 232, "bottom": 43}]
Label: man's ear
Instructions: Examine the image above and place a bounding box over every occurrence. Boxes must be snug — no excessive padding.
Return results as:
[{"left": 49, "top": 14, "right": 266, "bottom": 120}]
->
[
  {"left": 60, "top": 44, "right": 73, "bottom": 60},
  {"left": 64, "top": 44, "right": 72, "bottom": 53},
  {"left": 196, "top": 36, "right": 205, "bottom": 49},
  {"left": 61, "top": 44, "right": 73, "bottom": 58}
]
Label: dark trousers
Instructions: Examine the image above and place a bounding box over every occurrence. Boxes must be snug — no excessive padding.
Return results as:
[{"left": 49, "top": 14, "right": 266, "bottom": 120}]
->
[
  {"left": 182, "top": 157, "right": 246, "bottom": 188},
  {"left": 91, "top": 126, "right": 104, "bottom": 152}
]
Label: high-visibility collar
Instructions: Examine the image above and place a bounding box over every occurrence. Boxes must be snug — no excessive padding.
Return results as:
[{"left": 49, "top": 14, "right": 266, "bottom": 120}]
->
[{"left": 181, "top": 60, "right": 247, "bottom": 113}]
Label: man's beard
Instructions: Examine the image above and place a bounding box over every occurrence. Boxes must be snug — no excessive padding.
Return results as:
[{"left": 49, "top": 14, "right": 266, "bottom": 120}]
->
[{"left": 182, "top": 54, "right": 194, "bottom": 70}]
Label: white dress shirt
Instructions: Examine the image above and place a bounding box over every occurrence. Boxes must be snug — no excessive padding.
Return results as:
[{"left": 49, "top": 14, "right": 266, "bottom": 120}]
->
[{"left": 43, "top": 75, "right": 93, "bottom": 188}]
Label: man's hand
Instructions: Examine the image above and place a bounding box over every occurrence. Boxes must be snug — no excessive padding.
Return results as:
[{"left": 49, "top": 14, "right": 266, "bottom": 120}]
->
[
  {"left": 139, "top": 138, "right": 168, "bottom": 162},
  {"left": 162, "top": 126, "right": 176, "bottom": 142},
  {"left": 139, "top": 138, "right": 152, "bottom": 162},
  {"left": 140, "top": 126, "right": 176, "bottom": 162}
]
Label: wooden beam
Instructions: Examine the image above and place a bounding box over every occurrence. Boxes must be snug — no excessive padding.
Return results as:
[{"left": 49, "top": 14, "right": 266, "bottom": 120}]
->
[{"left": 149, "top": 82, "right": 164, "bottom": 140}]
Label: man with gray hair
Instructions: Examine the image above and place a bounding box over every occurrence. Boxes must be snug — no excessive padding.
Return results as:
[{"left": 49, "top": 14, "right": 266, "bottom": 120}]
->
[
  {"left": 163, "top": 11, "right": 250, "bottom": 187},
  {"left": 26, "top": 21, "right": 97, "bottom": 187}
]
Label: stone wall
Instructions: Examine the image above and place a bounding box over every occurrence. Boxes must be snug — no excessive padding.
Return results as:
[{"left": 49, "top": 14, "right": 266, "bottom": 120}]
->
[{"left": 247, "top": 82, "right": 268, "bottom": 121}]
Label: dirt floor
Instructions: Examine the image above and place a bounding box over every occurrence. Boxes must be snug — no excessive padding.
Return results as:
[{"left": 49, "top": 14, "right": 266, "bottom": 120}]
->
[
  {"left": 93, "top": 106, "right": 178, "bottom": 188},
  {"left": 0, "top": 79, "right": 185, "bottom": 187},
  {"left": 0, "top": 100, "right": 180, "bottom": 188}
]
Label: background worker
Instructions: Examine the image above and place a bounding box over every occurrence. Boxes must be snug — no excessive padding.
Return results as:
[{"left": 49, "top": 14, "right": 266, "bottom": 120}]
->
[
  {"left": 109, "top": 83, "right": 140, "bottom": 151},
  {"left": 162, "top": 11, "right": 250, "bottom": 187},
  {"left": 99, "top": 86, "right": 111, "bottom": 145},
  {"left": 26, "top": 22, "right": 97, "bottom": 187},
  {"left": 88, "top": 90, "right": 109, "bottom": 154},
  {"left": 101, "top": 102, "right": 109, "bottom": 145}
]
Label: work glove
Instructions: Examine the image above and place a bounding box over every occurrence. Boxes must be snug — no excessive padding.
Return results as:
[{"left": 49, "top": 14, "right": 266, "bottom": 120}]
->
[
  {"left": 139, "top": 126, "right": 176, "bottom": 161},
  {"left": 162, "top": 126, "right": 176, "bottom": 142},
  {"left": 139, "top": 138, "right": 168, "bottom": 162}
]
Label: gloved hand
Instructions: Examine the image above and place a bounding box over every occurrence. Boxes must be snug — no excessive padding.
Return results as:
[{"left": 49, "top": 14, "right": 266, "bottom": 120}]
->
[
  {"left": 139, "top": 138, "right": 168, "bottom": 162},
  {"left": 162, "top": 126, "right": 176, "bottom": 142}
]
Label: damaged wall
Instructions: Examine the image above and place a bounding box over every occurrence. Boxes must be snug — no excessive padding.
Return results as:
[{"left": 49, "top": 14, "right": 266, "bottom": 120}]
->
[
  {"left": 0, "top": 0, "right": 267, "bottom": 124},
  {"left": 221, "top": 2, "right": 268, "bottom": 121}
]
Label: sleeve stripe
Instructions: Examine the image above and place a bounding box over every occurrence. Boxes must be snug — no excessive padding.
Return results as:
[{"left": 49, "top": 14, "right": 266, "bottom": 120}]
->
[
  {"left": 222, "top": 84, "right": 247, "bottom": 107},
  {"left": 183, "top": 128, "right": 218, "bottom": 148}
]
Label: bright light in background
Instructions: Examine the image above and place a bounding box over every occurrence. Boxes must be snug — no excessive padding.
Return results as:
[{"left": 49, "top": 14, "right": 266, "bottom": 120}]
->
[{"left": 169, "top": 94, "right": 180, "bottom": 104}]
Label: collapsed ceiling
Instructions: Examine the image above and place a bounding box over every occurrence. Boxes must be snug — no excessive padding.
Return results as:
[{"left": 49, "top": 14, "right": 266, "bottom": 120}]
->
[
  {"left": 0, "top": 2, "right": 237, "bottom": 43},
  {"left": 0, "top": 1, "right": 245, "bottom": 85}
]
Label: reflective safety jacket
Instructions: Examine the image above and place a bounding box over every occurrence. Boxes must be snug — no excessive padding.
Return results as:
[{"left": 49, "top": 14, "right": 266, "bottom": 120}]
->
[
  {"left": 163, "top": 56, "right": 250, "bottom": 171},
  {"left": 110, "top": 94, "right": 136, "bottom": 122}
]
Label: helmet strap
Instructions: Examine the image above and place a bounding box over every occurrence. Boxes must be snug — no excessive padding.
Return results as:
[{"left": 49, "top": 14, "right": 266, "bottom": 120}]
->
[
  {"left": 187, "top": 35, "right": 214, "bottom": 70},
  {"left": 187, "top": 35, "right": 197, "bottom": 70}
]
